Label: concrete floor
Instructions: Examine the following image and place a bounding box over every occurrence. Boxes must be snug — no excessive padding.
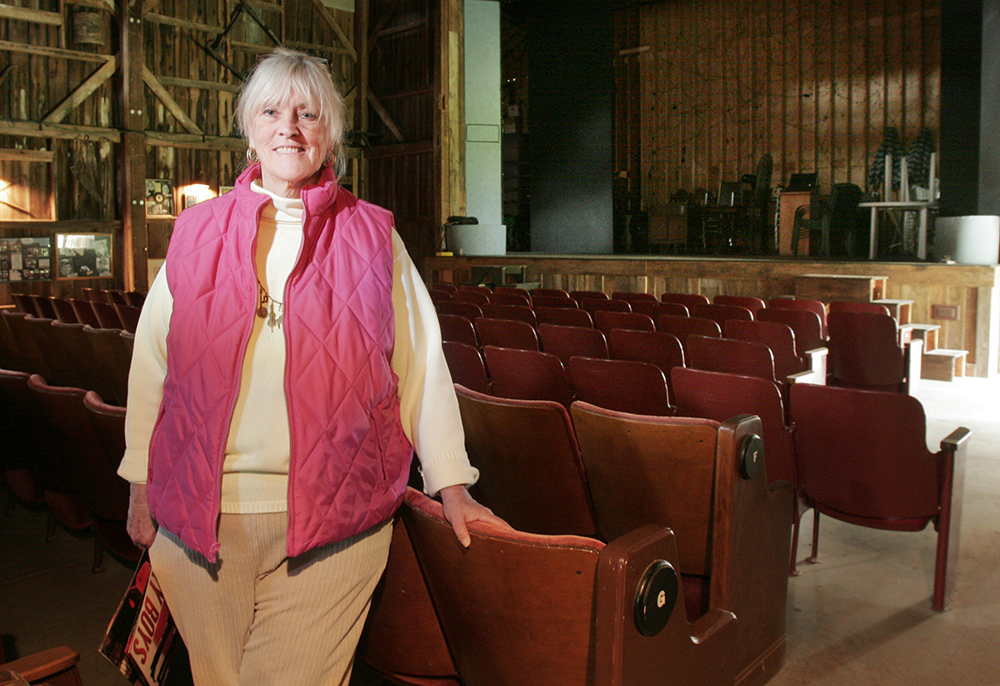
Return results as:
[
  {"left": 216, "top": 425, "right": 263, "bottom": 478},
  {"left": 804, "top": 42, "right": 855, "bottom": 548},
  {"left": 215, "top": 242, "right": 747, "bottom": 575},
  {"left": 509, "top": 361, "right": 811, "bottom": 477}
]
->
[{"left": 1, "top": 376, "right": 997, "bottom": 686}]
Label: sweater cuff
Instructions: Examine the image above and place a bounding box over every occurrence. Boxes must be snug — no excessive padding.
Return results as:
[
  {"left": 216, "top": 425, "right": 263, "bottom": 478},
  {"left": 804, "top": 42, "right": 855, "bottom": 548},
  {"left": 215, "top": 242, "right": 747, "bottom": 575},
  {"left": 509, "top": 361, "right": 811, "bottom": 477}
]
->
[
  {"left": 117, "top": 449, "right": 149, "bottom": 484},
  {"left": 417, "top": 449, "right": 479, "bottom": 497}
]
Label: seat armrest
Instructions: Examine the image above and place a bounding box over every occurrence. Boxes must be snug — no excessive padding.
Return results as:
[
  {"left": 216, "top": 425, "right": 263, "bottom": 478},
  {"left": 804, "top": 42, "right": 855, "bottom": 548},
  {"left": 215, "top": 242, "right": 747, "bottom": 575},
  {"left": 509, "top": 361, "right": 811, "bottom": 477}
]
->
[
  {"left": 787, "top": 369, "right": 816, "bottom": 384},
  {"left": 596, "top": 524, "right": 738, "bottom": 686},
  {"left": 904, "top": 338, "right": 923, "bottom": 394},
  {"left": 934, "top": 426, "right": 971, "bottom": 611},
  {"left": 2, "top": 646, "right": 81, "bottom": 685},
  {"left": 805, "top": 346, "right": 828, "bottom": 383}
]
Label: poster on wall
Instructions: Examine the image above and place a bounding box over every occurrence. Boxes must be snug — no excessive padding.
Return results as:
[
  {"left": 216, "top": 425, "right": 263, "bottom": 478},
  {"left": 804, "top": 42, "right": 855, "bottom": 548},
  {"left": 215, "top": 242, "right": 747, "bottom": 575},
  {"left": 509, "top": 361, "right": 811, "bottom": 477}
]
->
[
  {"left": 145, "top": 179, "right": 174, "bottom": 216},
  {"left": 0, "top": 237, "right": 51, "bottom": 282},
  {"left": 56, "top": 233, "right": 113, "bottom": 279}
]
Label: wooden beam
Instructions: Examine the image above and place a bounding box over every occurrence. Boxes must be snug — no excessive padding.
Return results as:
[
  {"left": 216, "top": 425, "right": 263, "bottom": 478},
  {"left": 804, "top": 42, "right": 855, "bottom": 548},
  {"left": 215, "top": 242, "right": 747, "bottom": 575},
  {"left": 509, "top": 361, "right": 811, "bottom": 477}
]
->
[
  {"left": 367, "top": 90, "right": 404, "bottom": 142},
  {"left": 0, "top": 219, "right": 123, "bottom": 232},
  {"left": 145, "top": 131, "right": 246, "bottom": 150},
  {"left": 0, "top": 3, "right": 62, "bottom": 25},
  {"left": 142, "top": 66, "right": 205, "bottom": 135},
  {"left": 308, "top": 0, "right": 356, "bottom": 60},
  {"left": 121, "top": 0, "right": 147, "bottom": 292},
  {"left": 43, "top": 56, "right": 117, "bottom": 124},
  {"left": 0, "top": 118, "right": 121, "bottom": 142},
  {"left": 285, "top": 39, "right": 353, "bottom": 56},
  {"left": 369, "top": 0, "right": 402, "bottom": 45},
  {"left": 0, "top": 148, "right": 56, "bottom": 162},
  {"left": 354, "top": 0, "right": 369, "bottom": 199},
  {"left": 144, "top": 12, "right": 224, "bottom": 34},
  {"left": 372, "top": 19, "right": 425, "bottom": 42},
  {"left": 156, "top": 75, "right": 241, "bottom": 93},
  {"left": 141, "top": 0, "right": 162, "bottom": 15},
  {"left": 0, "top": 39, "right": 111, "bottom": 63}
]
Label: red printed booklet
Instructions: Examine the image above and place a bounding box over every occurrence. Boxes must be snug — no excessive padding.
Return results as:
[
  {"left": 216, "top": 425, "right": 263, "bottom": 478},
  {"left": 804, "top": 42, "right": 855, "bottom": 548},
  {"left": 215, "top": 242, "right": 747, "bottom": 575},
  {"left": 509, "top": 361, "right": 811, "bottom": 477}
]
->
[{"left": 99, "top": 552, "right": 193, "bottom": 686}]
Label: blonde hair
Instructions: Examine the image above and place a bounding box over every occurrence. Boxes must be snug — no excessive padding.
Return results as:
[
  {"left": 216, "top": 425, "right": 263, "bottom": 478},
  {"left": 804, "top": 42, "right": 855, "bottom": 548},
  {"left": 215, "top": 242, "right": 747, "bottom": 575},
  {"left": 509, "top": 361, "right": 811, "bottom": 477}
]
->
[{"left": 236, "top": 47, "right": 347, "bottom": 179}]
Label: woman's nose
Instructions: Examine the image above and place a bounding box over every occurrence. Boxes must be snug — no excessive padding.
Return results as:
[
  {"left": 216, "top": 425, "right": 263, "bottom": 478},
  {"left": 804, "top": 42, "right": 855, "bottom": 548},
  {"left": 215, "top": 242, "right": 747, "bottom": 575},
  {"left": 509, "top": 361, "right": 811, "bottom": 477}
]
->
[{"left": 278, "top": 112, "right": 300, "bottom": 136}]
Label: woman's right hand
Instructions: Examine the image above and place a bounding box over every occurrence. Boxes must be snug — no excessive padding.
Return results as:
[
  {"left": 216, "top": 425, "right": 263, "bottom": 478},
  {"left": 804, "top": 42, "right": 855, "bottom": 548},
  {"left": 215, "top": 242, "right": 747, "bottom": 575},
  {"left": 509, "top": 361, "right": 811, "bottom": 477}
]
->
[{"left": 127, "top": 483, "right": 158, "bottom": 549}]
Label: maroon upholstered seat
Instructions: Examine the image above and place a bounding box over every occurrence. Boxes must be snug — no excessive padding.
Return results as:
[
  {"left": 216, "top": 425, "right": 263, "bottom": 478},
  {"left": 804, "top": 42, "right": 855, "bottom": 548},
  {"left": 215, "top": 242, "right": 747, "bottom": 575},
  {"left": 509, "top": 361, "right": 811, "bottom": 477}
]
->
[{"left": 790, "top": 383, "right": 970, "bottom": 611}]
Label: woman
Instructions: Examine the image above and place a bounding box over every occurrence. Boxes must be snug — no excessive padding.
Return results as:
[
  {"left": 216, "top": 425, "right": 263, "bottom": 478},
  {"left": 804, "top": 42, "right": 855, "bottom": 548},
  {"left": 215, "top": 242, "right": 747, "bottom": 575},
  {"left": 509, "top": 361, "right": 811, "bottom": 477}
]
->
[{"left": 119, "top": 47, "right": 504, "bottom": 685}]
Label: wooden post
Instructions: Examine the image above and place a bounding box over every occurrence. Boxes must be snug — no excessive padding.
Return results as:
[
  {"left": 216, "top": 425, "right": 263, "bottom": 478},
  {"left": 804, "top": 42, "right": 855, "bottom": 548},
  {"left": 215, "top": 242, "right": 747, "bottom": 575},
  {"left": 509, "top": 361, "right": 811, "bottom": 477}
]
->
[
  {"left": 354, "top": 0, "right": 369, "bottom": 200},
  {"left": 119, "top": 0, "right": 148, "bottom": 291},
  {"left": 437, "top": 0, "right": 465, "bottom": 225}
]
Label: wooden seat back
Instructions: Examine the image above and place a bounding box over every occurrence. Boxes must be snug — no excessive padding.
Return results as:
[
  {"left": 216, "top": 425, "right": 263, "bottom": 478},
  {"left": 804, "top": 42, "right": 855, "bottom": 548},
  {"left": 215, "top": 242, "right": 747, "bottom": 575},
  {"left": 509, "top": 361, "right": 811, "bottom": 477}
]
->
[
  {"left": 437, "top": 312, "right": 479, "bottom": 346},
  {"left": 455, "top": 384, "right": 597, "bottom": 537},
  {"left": 538, "top": 323, "right": 608, "bottom": 364},
  {"left": 534, "top": 306, "right": 593, "bottom": 328},
  {"left": 442, "top": 341, "right": 490, "bottom": 394},
  {"left": 660, "top": 292, "right": 710, "bottom": 308},
  {"left": 826, "top": 310, "right": 906, "bottom": 391},
  {"left": 592, "top": 310, "right": 656, "bottom": 335},
  {"left": 687, "top": 335, "right": 777, "bottom": 383},
  {"left": 480, "top": 303, "right": 537, "bottom": 328},
  {"left": 483, "top": 346, "right": 574, "bottom": 408},
  {"left": 724, "top": 319, "right": 807, "bottom": 381},
  {"left": 567, "top": 357, "right": 673, "bottom": 417},
  {"left": 656, "top": 314, "right": 722, "bottom": 351},
  {"left": 401, "top": 487, "right": 740, "bottom": 686},
  {"left": 475, "top": 317, "right": 539, "bottom": 351},
  {"left": 713, "top": 294, "right": 766, "bottom": 314},
  {"left": 631, "top": 299, "right": 689, "bottom": 318},
  {"left": 570, "top": 404, "right": 794, "bottom": 684},
  {"left": 757, "top": 307, "right": 825, "bottom": 356}
]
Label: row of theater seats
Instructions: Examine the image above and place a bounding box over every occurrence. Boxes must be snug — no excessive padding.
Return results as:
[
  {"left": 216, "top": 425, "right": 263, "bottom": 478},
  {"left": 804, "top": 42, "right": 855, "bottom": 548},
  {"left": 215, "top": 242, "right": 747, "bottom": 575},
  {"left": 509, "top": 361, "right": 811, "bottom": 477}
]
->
[
  {"left": 434, "top": 285, "right": 922, "bottom": 395},
  {"left": 0, "top": 624, "right": 82, "bottom": 686},
  {"left": 357, "top": 375, "right": 969, "bottom": 686},
  {"left": 0, "top": 311, "right": 134, "bottom": 408},
  {"left": 0, "top": 369, "right": 140, "bottom": 575},
  {"left": 10, "top": 291, "right": 142, "bottom": 334}
]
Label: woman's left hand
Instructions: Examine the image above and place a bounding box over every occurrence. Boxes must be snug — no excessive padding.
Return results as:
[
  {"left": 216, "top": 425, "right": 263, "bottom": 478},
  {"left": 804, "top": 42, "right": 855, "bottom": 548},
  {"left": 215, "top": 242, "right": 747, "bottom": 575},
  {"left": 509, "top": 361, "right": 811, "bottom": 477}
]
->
[{"left": 438, "top": 484, "right": 511, "bottom": 547}]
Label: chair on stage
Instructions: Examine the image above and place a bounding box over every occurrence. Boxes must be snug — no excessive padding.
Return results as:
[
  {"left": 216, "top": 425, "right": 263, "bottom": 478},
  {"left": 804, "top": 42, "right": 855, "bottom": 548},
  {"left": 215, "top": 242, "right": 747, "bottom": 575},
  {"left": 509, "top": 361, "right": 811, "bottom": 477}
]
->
[
  {"left": 632, "top": 299, "right": 689, "bottom": 318},
  {"left": 713, "top": 295, "right": 766, "bottom": 315},
  {"left": 691, "top": 303, "right": 754, "bottom": 329},
  {"left": 566, "top": 357, "right": 674, "bottom": 417},
  {"left": 606, "top": 329, "right": 685, "bottom": 396},
  {"left": 531, "top": 294, "right": 579, "bottom": 309},
  {"left": 401, "top": 487, "right": 740, "bottom": 686},
  {"left": 660, "top": 292, "right": 709, "bottom": 309},
  {"left": 537, "top": 323, "right": 608, "bottom": 365},
  {"left": 475, "top": 317, "right": 539, "bottom": 351},
  {"left": 0, "top": 627, "right": 82, "bottom": 686},
  {"left": 455, "top": 384, "right": 598, "bottom": 537},
  {"left": 482, "top": 346, "right": 574, "bottom": 408},
  {"left": 656, "top": 315, "right": 722, "bottom": 354},
  {"left": 724, "top": 319, "right": 824, "bottom": 384},
  {"left": 480, "top": 303, "right": 537, "bottom": 328},
  {"left": 789, "top": 383, "right": 971, "bottom": 611},
  {"left": 592, "top": 310, "right": 655, "bottom": 335},
  {"left": 28, "top": 376, "right": 140, "bottom": 571},
  {"left": 570, "top": 405, "right": 793, "bottom": 686},
  {"left": 534, "top": 306, "right": 593, "bottom": 328},
  {"left": 757, "top": 307, "right": 827, "bottom": 356},
  {"left": 435, "top": 300, "right": 484, "bottom": 323},
  {"left": 671, "top": 367, "right": 806, "bottom": 574},
  {"left": 438, "top": 313, "right": 479, "bottom": 347},
  {"left": 826, "top": 311, "right": 921, "bottom": 393},
  {"left": 442, "top": 341, "right": 491, "bottom": 394},
  {"left": 791, "top": 182, "right": 864, "bottom": 257}
]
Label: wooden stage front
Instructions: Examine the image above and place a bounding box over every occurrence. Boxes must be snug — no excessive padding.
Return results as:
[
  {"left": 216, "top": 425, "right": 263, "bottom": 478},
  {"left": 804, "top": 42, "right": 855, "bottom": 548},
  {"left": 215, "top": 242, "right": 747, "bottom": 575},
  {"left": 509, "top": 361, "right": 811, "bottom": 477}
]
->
[{"left": 424, "top": 253, "right": 1000, "bottom": 379}]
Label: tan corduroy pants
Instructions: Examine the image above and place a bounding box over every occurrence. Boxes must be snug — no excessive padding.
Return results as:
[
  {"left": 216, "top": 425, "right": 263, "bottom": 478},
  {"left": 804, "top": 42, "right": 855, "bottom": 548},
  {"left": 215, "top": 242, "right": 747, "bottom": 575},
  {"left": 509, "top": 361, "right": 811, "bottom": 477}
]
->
[{"left": 148, "top": 513, "right": 393, "bottom": 686}]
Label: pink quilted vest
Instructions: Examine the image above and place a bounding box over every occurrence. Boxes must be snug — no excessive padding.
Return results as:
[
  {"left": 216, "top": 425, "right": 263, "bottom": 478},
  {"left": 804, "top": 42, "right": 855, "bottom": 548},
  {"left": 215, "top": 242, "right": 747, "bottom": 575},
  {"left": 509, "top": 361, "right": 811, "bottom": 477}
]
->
[{"left": 147, "top": 165, "right": 413, "bottom": 562}]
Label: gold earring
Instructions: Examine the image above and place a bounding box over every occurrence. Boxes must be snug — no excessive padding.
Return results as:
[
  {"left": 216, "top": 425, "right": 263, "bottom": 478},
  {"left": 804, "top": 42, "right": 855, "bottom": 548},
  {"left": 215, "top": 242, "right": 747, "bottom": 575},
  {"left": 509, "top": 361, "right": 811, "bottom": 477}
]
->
[
  {"left": 324, "top": 151, "right": 335, "bottom": 167},
  {"left": 247, "top": 148, "right": 259, "bottom": 164}
]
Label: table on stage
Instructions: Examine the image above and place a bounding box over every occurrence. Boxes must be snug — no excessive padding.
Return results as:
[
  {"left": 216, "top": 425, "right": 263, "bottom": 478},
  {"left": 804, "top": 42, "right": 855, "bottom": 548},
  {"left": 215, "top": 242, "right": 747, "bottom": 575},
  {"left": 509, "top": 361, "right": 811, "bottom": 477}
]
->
[{"left": 859, "top": 200, "right": 936, "bottom": 260}]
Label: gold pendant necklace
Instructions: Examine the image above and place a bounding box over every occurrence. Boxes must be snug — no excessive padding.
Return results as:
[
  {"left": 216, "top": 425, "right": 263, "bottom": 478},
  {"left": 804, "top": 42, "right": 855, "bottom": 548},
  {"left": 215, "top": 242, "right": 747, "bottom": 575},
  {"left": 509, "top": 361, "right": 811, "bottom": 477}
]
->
[{"left": 256, "top": 277, "right": 284, "bottom": 331}]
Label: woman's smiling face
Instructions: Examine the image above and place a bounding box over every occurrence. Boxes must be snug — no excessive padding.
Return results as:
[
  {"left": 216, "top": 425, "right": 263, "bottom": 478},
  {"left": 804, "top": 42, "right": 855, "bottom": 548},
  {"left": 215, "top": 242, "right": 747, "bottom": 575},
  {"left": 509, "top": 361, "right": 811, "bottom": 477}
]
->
[{"left": 249, "top": 90, "right": 329, "bottom": 198}]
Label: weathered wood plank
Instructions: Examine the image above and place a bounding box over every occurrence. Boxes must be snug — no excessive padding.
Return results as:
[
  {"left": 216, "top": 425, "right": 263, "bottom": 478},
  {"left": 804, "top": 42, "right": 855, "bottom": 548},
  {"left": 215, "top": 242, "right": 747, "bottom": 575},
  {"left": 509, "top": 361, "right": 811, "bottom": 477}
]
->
[
  {"left": 142, "top": 65, "right": 205, "bottom": 135},
  {"left": 0, "top": 39, "right": 110, "bottom": 62},
  {"left": 0, "top": 3, "right": 62, "bottom": 25},
  {"left": 43, "top": 56, "right": 117, "bottom": 124}
]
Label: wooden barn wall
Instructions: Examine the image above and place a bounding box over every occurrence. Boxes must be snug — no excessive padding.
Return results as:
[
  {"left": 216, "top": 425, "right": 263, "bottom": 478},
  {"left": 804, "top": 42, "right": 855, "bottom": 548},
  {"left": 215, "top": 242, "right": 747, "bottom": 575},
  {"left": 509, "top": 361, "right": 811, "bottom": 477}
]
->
[
  {"left": 0, "top": 0, "right": 357, "bottom": 300},
  {"left": 617, "top": 0, "right": 941, "bottom": 206},
  {"left": 366, "top": 0, "right": 440, "bottom": 272}
]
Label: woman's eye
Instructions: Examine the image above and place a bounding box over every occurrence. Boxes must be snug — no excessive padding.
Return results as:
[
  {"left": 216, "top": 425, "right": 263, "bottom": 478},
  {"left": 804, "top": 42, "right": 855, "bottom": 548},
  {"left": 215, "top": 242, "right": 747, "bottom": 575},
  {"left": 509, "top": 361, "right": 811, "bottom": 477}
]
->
[
  {"left": 300, "top": 112, "right": 317, "bottom": 121},
  {"left": 263, "top": 109, "right": 277, "bottom": 116}
]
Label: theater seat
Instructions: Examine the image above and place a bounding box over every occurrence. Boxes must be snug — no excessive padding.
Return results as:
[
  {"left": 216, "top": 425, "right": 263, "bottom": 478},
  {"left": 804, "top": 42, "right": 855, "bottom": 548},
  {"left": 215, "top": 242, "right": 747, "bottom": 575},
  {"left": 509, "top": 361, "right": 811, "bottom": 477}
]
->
[
  {"left": 402, "top": 487, "right": 740, "bottom": 686},
  {"left": 570, "top": 405, "right": 793, "bottom": 686}
]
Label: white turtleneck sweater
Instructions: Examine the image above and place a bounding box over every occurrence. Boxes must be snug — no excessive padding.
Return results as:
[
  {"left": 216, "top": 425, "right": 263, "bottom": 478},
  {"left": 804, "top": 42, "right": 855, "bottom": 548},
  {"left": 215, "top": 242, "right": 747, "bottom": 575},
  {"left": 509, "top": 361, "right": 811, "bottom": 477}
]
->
[{"left": 119, "top": 182, "right": 477, "bottom": 513}]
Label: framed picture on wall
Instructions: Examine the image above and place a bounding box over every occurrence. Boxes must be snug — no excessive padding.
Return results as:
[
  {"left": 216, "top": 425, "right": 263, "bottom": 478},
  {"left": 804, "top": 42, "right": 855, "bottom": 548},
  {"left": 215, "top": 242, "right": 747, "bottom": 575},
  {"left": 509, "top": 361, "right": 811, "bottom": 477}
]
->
[
  {"left": 55, "top": 233, "right": 113, "bottom": 279},
  {"left": 145, "top": 178, "right": 174, "bottom": 216},
  {"left": 0, "top": 237, "right": 51, "bottom": 282}
]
